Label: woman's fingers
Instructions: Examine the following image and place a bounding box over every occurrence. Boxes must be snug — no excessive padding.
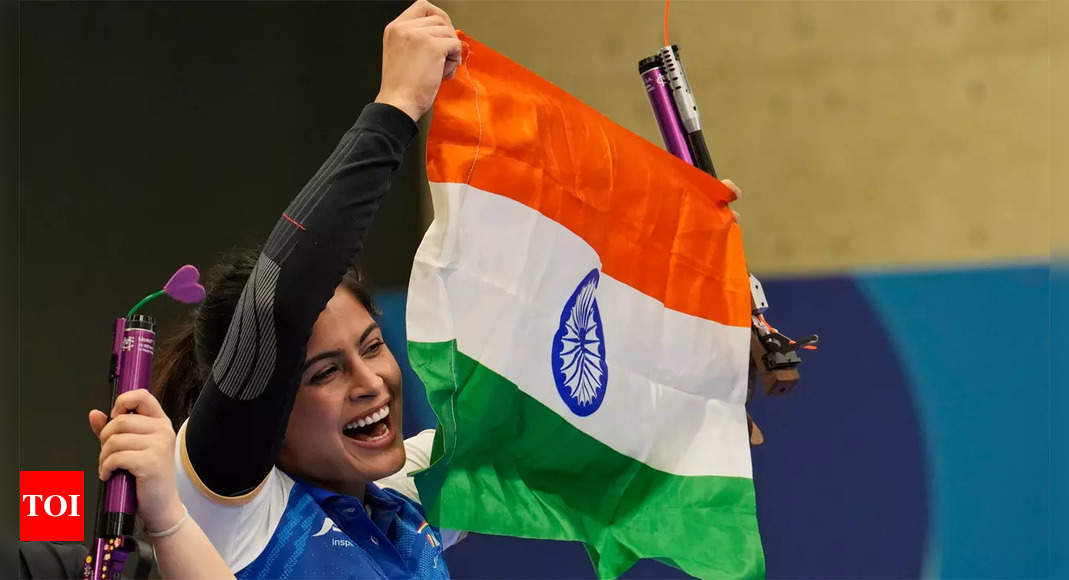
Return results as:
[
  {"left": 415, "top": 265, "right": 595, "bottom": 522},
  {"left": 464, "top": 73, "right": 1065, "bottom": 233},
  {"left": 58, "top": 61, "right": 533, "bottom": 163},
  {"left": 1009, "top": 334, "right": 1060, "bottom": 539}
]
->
[
  {"left": 400, "top": 0, "right": 452, "bottom": 28},
  {"left": 111, "top": 389, "right": 166, "bottom": 419},
  {"left": 99, "top": 433, "right": 154, "bottom": 470},
  {"left": 99, "top": 440, "right": 172, "bottom": 480},
  {"left": 721, "top": 178, "right": 741, "bottom": 199},
  {"left": 88, "top": 409, "right": 108, "bottom": 438},
  {"left": 419, "top": 0, "right": 454, "bottom": 30},
  {"left": 420, "top": 24, "right": 459, "bottom": 39},
  {"left": 99, "top": 449, "right": 145, "bottom": 481},
  {"left": 397, "top": 14, "right": 450, "bottom": 31},
  {"left": 99, "top": 413, "right": 168, "bottom": 441},
  {"left": 721, "top": 179, "right": 741, "bottom": 223},
  {"left": 436, "top": 36, "right": 463, "bottom": 79}
]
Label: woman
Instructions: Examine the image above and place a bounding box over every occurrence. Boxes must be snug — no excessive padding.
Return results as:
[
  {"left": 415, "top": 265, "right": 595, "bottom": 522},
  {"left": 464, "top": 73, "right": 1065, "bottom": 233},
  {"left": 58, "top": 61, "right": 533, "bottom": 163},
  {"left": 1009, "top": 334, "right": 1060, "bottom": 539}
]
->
[
  {"left": 155, "top": 253, "right": 444, "bottom": 577},
  {"left": 151, "top": 2, "right": 744, "bottom": 577},
  {"left": 150, "top": 2, "right": 462, "bottom": 577}
]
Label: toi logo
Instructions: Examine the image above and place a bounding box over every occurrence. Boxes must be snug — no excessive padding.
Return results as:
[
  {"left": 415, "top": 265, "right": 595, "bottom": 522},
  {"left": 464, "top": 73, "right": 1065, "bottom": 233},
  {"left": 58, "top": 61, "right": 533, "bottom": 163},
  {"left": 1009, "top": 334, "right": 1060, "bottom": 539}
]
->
[{"left": 20, "top": 471, "right": 84, "bottom": 541}]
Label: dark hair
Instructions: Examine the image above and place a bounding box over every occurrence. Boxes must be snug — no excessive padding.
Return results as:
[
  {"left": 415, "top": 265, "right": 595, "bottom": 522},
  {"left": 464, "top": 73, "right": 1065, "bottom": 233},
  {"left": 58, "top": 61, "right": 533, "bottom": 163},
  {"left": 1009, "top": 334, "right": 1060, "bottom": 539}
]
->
[{"left": 151, "top": 248, "right": 377, "bottom": 430}]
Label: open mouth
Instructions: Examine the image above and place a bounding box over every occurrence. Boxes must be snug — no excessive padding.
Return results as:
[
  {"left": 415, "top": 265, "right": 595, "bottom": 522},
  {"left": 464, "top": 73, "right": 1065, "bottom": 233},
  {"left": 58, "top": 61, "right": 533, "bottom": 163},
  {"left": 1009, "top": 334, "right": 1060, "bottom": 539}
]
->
[{"left": 342, "top": 403, "right": 392, "bottom": 444}]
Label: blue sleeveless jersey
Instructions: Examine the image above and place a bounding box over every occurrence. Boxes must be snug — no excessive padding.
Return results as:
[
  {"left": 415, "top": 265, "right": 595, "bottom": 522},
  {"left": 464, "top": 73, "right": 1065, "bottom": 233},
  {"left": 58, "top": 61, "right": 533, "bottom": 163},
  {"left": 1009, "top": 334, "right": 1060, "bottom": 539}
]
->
[{"left": 235, "top": 480, "right": 449, "bottom": 579}]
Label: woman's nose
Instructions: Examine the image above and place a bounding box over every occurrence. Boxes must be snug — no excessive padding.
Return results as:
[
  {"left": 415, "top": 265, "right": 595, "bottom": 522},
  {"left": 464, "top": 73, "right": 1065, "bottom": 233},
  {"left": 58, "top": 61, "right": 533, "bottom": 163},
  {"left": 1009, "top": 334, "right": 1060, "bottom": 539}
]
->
[{"left": 346, "top": 359, "right": 386, "bottom": 401}]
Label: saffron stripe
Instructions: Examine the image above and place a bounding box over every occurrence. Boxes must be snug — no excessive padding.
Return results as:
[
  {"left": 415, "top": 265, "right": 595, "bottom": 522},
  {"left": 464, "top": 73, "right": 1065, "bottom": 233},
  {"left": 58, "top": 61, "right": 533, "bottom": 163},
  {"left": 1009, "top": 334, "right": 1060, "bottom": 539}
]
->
[{"left": 426, "top": 32, "right": 749, "bottom": 328}]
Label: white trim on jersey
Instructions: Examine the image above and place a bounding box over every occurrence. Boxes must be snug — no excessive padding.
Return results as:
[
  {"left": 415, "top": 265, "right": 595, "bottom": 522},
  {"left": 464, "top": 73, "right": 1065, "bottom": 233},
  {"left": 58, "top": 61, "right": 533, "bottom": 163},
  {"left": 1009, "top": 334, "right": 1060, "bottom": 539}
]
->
[
  {"left": 174, "top": 424, "right": 457, "bottom": 572},
  {"left": 375, "top": 430, "right": 469, "bottom": 549}
]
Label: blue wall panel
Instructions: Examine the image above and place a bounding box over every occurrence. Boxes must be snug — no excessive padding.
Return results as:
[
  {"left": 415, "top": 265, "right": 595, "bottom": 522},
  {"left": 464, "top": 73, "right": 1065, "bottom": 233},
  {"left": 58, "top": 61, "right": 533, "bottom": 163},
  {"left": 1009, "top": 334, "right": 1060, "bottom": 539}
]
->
[
  {"left": 749, "top": 276, "right": 927, "bottom": 579},
  {"left": 858, "top": 266, "right": 1049, "bottom": 578}
]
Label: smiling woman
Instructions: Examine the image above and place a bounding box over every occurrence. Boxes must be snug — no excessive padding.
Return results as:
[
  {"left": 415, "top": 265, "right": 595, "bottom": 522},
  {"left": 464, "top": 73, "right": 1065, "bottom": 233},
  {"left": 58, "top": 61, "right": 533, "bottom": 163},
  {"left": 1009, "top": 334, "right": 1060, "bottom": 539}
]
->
[
  {"left": 151, "top": 251, "right": 446, "bottom": 578},
  {"left": 278, "top": 287, "right": 406, "bottom": 499},
  {"left": 143, "top": 2, "right": 465, "bottom": 577}
]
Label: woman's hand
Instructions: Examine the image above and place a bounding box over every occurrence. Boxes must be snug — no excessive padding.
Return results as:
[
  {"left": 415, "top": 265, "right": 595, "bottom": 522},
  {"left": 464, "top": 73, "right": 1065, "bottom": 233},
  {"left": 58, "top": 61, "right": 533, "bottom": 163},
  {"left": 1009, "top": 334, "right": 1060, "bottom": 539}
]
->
[
  {"left": 375, "top": 0, "right": 462, "bottom": 122},
  {"left": 89, "top": 389, "right": 184, "bottom": 534}
]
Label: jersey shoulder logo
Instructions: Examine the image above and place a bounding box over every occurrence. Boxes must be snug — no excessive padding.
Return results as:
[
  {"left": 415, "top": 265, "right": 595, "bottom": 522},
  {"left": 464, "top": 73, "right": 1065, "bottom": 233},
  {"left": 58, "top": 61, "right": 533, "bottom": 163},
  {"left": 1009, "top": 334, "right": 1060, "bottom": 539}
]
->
[{"left": 311, "top": 516, "right": 342, "bottom": 537}]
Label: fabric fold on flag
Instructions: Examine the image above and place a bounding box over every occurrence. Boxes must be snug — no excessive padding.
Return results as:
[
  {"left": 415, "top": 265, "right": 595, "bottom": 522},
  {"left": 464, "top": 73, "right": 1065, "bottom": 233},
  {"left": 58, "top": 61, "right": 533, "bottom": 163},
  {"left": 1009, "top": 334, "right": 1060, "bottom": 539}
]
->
[{"left": 408, "top": 32, "right": 764, "bottom": 579}]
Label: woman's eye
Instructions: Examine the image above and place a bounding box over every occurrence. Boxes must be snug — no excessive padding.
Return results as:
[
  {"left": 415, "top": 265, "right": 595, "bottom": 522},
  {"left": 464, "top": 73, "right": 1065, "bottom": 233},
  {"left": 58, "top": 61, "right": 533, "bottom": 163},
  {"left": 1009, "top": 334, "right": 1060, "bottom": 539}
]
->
[
  {"left": 362, "top": 340, "right": 385, "bottom": 357},
  {"left": 309, "top": 367, "right": 337, "bottom": 384}
]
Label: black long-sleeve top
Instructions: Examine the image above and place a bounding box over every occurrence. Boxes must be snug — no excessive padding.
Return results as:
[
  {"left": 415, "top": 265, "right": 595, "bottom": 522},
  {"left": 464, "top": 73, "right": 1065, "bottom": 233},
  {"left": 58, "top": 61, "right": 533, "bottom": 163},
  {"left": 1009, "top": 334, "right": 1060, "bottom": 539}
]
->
[{"left": 185, "top": 103, "right": 418, "bottom": 496}]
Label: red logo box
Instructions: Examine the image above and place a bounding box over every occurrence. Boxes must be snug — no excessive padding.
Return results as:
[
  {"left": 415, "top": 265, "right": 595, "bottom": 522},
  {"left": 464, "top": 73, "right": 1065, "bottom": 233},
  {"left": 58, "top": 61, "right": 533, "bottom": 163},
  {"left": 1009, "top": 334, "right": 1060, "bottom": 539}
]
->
[{"left": 20, "top": 471, "right": 84, "bottom": 541}]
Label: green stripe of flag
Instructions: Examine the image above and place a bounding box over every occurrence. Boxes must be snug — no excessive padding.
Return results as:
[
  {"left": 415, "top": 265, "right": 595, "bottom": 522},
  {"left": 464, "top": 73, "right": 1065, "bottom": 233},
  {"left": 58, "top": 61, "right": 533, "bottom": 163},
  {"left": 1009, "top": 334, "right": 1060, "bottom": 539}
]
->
[{"left": 409, "top": 340, "right": 765, "bottom": 579}]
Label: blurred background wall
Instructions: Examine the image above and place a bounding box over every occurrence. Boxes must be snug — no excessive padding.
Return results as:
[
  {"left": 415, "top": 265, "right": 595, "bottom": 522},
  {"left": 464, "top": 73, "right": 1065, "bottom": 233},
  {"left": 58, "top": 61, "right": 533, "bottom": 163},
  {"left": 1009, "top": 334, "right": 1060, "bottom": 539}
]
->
[
  {"left": 1053, "top": 2, "right": 1068, "bottom": 578},
  {"left": 18, "top": 1, "right": 1058, "bottom": 578},
  {"left": 439, "top": 0, "right": 1050, "bottom": 275}
]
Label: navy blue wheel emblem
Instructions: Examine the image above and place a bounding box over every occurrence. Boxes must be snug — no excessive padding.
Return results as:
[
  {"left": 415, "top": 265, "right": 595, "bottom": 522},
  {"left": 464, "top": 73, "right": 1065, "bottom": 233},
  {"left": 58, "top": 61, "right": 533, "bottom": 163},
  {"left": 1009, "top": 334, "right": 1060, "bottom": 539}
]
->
[{"left": 551, "top": 269, "right": 609, "bottom": 416}]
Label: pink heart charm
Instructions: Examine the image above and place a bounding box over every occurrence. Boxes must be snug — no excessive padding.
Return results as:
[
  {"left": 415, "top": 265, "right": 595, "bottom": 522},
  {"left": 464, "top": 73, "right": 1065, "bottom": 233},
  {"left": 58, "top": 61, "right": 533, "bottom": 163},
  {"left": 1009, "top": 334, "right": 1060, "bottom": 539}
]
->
[{"left": 163, "top": 264, "right": 206, "bottom": 304}]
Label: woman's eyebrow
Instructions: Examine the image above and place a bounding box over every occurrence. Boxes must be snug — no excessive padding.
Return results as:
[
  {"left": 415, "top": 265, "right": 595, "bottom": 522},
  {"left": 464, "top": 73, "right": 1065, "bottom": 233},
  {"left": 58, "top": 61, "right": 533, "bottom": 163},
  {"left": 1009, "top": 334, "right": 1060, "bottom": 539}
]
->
[
  {"left": 358, "top": 322, "right": 381, "bottom": 344},
  {"left": 301, "top": 349, "right": 342, "bottom": 374},
  {"left": 301, "top": 323, "right": 380, "bottom": 372}
]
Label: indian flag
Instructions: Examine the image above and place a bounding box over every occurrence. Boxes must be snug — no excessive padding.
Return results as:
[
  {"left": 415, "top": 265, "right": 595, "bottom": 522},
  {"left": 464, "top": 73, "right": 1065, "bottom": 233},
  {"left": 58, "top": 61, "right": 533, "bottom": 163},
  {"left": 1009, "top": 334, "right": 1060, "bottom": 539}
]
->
[{"left": 407, "top": 33, "right": 763, "bottom": 579}]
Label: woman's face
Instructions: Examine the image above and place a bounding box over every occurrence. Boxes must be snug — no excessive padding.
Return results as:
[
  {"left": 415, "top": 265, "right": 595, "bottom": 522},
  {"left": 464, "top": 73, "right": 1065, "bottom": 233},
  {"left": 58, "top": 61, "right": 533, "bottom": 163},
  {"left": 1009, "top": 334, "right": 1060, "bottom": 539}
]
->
[{"left": 277, "top": 286, "right": 405, "bottom": 494}]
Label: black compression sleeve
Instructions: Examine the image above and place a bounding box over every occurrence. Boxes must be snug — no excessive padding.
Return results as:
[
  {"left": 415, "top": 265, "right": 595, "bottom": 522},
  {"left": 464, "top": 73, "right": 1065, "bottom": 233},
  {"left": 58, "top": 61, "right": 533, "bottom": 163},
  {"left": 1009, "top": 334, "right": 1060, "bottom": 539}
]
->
[{"left": 184, "top": 103, "right": 418, "bottom": 496}]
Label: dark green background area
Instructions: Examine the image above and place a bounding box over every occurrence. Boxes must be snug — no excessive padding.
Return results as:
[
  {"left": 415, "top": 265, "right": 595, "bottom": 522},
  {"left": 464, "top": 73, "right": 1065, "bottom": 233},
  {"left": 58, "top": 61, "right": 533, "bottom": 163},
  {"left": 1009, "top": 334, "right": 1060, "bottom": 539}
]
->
[{"left": 17, "top": 1, "right": 420, "bottom": 543}]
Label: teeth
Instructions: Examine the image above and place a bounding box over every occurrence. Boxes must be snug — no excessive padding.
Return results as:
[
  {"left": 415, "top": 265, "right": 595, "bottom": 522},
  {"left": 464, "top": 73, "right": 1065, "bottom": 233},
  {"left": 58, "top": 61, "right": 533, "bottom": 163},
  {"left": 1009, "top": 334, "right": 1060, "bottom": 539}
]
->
[{"left": 343, "top": 404, "right": 390, "bottom": 433}]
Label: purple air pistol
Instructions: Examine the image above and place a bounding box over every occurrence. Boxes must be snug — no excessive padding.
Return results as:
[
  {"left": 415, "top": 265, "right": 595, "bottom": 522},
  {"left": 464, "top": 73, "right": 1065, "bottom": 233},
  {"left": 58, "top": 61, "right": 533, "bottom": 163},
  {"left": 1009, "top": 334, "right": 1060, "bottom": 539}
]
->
[
  {"left": 83, "top": 314, "right": 157, "bottom": 580},
  {"left": 83, "top": 264, "right": 205, "bottom": 579},
  {"left": 638, "top": 45, "right": 818, "bottom": 443}
]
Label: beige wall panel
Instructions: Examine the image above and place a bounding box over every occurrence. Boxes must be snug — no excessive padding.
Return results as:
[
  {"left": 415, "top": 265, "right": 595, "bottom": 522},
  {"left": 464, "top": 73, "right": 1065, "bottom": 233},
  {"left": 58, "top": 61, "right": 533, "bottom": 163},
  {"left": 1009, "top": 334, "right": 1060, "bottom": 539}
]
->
[
  {"left": 437, "top": 0, "right": 1051, "bottom": 275},
  {"left": 1054, "top": 0, "right": 1067, "bottom": 259}
]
